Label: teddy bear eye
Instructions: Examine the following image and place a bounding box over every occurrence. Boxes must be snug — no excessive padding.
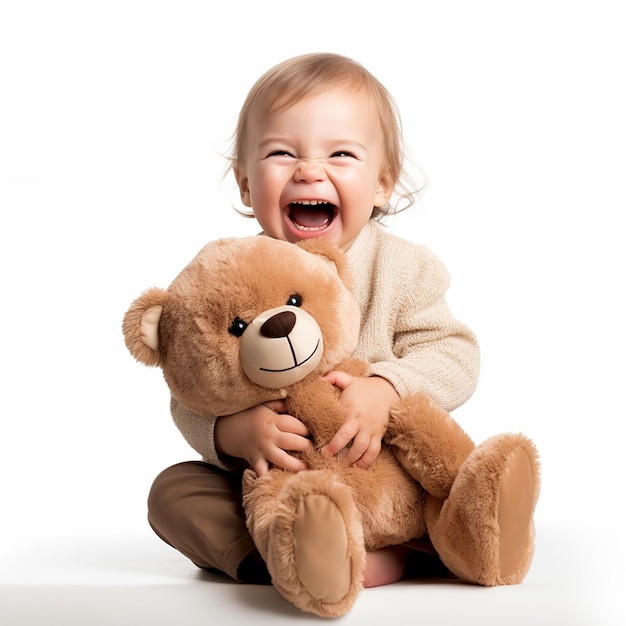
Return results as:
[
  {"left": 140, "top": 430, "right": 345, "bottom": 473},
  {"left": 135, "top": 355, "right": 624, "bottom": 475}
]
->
[
  {"left": 286, "top": 294, "right": 303, "bottom": 307},
  {"left": 228, "top": 317, "right": 248, "bottom": 337}
]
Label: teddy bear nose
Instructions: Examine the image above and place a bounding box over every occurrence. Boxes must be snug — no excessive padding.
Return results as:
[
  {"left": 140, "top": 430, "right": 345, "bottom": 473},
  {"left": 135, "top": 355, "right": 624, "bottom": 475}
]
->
[{"left": 260, "top": 310, "right": 297, "bottom": 338}]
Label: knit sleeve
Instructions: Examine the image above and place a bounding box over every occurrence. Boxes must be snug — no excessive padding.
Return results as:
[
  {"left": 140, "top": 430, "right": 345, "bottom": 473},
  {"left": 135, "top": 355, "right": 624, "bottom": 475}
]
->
[
  {"left": 365, "top": 243, "right": 480, "bottom": 411},
  {"left": 170, "top": 396, "right": 244, "bottom": 471}
]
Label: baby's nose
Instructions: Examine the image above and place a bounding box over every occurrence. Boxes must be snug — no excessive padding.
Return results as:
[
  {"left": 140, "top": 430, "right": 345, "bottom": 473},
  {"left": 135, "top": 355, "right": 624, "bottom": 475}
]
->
[{"left": 294, "top": 157, "right": 326, "bottom": 182}]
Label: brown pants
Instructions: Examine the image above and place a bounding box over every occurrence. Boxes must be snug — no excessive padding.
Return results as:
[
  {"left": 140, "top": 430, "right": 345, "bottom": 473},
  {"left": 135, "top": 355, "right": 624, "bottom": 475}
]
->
[
  {"left": 147, "top": 461, "right": 449, "bottom": 585},
  {"left": 147, "top": 461, "right": 270, "bottom": 583}
]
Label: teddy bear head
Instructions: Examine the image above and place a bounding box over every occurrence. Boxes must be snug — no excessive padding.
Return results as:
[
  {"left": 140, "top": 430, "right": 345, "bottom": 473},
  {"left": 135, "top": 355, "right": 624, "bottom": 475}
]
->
[{"left": 123, "top": 236, "right": 360, "bottom": 417}]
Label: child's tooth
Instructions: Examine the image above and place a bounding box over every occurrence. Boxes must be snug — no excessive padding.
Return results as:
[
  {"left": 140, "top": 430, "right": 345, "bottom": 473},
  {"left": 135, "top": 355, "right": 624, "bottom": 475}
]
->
[{"left": 293, "top": 200, "right": 326, "bottom": 206}]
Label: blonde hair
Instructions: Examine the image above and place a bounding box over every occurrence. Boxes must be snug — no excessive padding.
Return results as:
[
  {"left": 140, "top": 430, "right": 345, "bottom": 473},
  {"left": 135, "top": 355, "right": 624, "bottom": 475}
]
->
[{"left": 229, "top": 52, "right": 425, "bottom": 219}]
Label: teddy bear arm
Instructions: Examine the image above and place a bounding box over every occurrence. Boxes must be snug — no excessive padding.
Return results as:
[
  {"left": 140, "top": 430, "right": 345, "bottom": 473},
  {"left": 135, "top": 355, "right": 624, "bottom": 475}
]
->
[
  {"left": 333, "top": 357, "right": 369, "bottom": 377},
  {"left": 386, "top": 392, "right": 475, "bottom": 499}
]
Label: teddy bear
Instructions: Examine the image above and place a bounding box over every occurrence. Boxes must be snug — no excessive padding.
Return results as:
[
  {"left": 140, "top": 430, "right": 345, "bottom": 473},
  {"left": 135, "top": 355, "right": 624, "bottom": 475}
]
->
[{"left": 123, "top": 235, "right": 540, "bottom": 618}]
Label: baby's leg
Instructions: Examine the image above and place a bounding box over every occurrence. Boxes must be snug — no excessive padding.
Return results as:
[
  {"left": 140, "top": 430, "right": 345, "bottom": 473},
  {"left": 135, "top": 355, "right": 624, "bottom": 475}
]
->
[
  {"left": 147, "top": 461, "right": 269, "bottom": 583},
  {"left": 363, "top": 546, "right": 411, "bottom": 587}
]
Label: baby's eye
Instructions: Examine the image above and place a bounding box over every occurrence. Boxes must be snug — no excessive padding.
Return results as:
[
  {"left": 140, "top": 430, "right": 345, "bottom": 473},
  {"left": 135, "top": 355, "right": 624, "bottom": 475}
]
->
[
  {"left": 330, "top": 150, "right": 356, "bottom": 158},
  {"left": 228, "top": 317, "right": 248, "bottom": 337},
  {"left": 286, "top": 294, "right": 303, "bottom": 307},
  {"left": 266, "top": 150, "right": 295, "bottom": 158}
]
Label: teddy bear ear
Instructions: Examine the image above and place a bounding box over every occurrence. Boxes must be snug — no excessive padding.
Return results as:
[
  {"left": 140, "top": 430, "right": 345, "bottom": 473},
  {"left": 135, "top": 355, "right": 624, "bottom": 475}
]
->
[
  {"left": 122, "top": 287, "right": 168, "bottom": 367},
  {"left": 295, "top": 239, "right": 353, "bottom": 290}
]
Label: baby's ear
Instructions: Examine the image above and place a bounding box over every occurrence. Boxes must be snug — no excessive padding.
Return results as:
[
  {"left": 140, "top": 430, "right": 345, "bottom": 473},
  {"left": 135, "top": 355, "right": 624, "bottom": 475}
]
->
[{"left": 122, "top": 287, "right": 168, "bottom": 367}]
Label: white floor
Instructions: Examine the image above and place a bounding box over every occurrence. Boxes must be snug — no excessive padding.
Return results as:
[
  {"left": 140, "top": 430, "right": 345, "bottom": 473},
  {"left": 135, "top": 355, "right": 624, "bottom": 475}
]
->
[{"left": 0, "top": 523, "right": 622, "bottom": 626}]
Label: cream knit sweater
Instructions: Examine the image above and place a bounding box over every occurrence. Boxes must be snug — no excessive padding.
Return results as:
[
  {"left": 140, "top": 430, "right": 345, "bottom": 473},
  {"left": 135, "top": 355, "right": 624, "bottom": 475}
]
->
[{"left": 171, "top": 220, "right": 480, "bottom": 469}]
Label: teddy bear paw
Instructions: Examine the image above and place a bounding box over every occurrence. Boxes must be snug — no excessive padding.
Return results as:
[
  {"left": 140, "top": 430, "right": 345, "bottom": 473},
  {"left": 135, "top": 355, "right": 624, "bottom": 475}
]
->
[
  {"left": 292, "top": 494, "right": 352, "bottom": 602},
  {"left": 496, "top": 444, "right": 537, "bottom": 580},
  {"left": 264, "top": 471, "right": 366, "bottom": 617},
  {"left": 426, "top": 433, "right": 540, "bottom": 586}
]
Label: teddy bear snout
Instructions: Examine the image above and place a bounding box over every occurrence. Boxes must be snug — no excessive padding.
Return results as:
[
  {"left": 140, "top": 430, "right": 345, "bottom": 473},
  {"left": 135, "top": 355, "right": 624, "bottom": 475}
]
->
[
  {"left": 260, "top": 311, "right": 296, "bottom": 338},
  {"left": 239, "top": 305, "right": 325, "bottom": 389}
]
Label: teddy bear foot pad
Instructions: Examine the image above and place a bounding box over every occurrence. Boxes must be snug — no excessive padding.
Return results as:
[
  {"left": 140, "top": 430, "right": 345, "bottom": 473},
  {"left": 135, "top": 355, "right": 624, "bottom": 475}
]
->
[
  {"left": 265, "top": 471, "right": 366, "bottom": 617},
  {"left": 292, "top": 494, "right": 351, "bottom": 602},
  {"left": 427, "top": 434, "right": 540, "bottom": 587},
  {"left": 497, "top": 445, "right": 536, "bottom": 578}
]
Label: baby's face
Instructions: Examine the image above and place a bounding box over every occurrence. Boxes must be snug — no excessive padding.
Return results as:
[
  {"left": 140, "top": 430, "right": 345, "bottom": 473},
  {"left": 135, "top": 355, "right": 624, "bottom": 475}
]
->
[{"left": 236, "top": 87, "right": 393, "bottom": 250}]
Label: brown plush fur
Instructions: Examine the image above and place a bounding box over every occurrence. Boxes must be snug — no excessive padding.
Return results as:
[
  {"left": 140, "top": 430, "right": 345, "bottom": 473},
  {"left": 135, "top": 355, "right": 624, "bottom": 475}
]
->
[{"left": 123, "top": 236, "right": 540, "bottom": 617}]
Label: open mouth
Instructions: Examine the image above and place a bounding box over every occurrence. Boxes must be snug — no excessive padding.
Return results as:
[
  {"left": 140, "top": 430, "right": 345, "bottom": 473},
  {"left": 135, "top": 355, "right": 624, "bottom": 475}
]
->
[{"left": 287, "top": 200, "right": 336, "bottom": 232}]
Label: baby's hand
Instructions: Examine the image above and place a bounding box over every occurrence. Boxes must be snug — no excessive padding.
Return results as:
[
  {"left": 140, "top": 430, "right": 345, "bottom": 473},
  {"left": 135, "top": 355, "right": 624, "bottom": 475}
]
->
[
  {"left": 322, "top": 372, "right": 399, "bottom": 469},
  {"left": 215, "top": 400, "right": 310, "bottom": 477}
]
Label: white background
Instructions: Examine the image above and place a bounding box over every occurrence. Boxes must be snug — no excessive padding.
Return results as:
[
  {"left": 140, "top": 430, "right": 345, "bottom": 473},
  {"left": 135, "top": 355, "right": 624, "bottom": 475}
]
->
[{"left": 0, "top": 0, "right": 623, "bottom": 601}]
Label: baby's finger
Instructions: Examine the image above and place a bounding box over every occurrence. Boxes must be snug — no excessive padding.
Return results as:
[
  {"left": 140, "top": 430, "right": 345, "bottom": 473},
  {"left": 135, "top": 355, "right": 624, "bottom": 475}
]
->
[
  {"left": 278, "top": 432, "right": 311, "bottom": 453},
  {"left": 344, "top": 431, "right": 373, "bottom": 466},
  {"left": 269, "top": 448, "right": 308, "bottom": 473},
  {"left": 252, "top": 457, "right": 270, "bottom": 478},
  {"left": 278, "top": 414, "right": 310, "bottom": 437},
  {"left": 323, "top": 420, "right": 358, "bottom": 457},
  {"left": 354, "top": 437, "right": 382, "bottom": 470},
  {"left": 323, "top": 370, "right": 352, "bottom": 390},
  {"left": 263, "top": 399, "right": 287, "bottom": 414}
]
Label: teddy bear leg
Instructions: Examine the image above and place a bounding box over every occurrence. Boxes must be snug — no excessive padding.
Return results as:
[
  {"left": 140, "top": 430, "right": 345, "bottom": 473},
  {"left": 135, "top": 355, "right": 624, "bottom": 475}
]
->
[
  {"left": 425, "top": 433, "right": 540, "bottom": 586},
  {"left": 387, "top": 391, "right": 475, "bottom": 499},
  {"left": 242, "top": 468, "right": 292, "bottom": 564},
  {"left": 265, "top": 470, "right": 366, "bottom": 617}
]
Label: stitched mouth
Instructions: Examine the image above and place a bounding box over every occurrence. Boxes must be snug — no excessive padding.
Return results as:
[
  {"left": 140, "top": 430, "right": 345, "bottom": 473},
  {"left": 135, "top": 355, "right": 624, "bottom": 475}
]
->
[
  {"left": 259, "top": 339, "right": 321, "bottom": 373},
  {"left": 288, "top": 200, "right": 336, "bottom": 231}
]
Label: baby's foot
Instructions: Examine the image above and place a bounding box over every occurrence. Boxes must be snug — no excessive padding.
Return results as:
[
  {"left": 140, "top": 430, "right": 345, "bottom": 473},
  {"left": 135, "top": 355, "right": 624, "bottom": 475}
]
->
[{"left": 363, "top": 545, "right": 410, "bottom": 587}]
